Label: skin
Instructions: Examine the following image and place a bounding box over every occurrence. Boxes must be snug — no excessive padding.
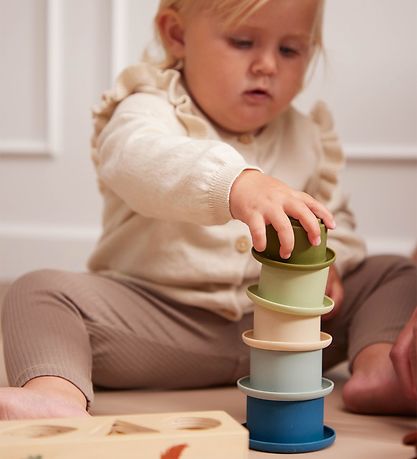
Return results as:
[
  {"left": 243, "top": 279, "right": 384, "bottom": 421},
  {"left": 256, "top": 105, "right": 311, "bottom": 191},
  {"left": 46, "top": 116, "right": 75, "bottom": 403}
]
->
[
  {"left": 0, "top": 0, "right": 415, "bottom": 420},
  {"left": 175, "top": 1, "right": 318, "bottom": 134},
  {"left": 390, "top": 307, "right": 417, "bottom": 400},
  {"left": 158, "top": 0, "right": 335, "bottom": 257},
  {"left": 158, "top": 0, "right": 417, "bottom": 416},
  {"left": 323, "top": 265, "right": 344, "bottom": 321},
  {"left": 0, "top": 377, "right": 88, "bottom": 420},
  {"left": 325, "top": 266, "right": 417, "bottom": 415}
]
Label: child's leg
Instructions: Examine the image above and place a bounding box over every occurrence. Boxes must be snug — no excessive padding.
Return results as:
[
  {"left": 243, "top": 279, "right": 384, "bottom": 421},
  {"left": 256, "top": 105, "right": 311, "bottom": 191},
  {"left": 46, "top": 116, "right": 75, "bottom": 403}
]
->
[
  {"left": 1, "top": 269, "right": 250, "bottom": 420},
  {"left": 0, "top": 377, "right": 89, "bottom": 420},
  {"left": 322, "top": 255, "right": 416, "bottom": 415},
  {"left": 1, "top": 269, "right": 101, "bottom": 419}
]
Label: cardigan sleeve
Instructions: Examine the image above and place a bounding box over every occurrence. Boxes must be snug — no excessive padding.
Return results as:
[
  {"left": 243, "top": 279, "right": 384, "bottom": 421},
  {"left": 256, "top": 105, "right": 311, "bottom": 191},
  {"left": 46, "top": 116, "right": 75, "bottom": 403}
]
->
[
  {"left": 307, "top": 101, "right": 367, "bottom": 277},
  {"left": 94, "top": 92, "right": 261, "bottom": 226}
]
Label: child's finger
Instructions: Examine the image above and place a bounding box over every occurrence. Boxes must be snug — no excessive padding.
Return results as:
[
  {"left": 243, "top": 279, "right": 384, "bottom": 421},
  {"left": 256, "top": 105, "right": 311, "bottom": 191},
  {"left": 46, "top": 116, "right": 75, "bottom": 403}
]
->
[
  {"left": 409, "top": 343, "right": 417, "bottom": 399},
  {"left": 302, "top": 193, "right": 336, "bottom": 229},
  {"left": 288, "top": 204, "right": 323, "bottom": 247},
  {"left": 270, "top": 215, "right": 294, "bottom": 259},
  {"left": 248, "top": 214, "right": 267, "bottom": 252}
]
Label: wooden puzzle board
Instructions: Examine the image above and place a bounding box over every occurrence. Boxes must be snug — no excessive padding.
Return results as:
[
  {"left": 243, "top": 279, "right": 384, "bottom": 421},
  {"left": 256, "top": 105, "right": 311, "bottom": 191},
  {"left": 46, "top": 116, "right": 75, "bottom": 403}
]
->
[{"left": 0, "top": 410, "right": 249, "bottom": 459}]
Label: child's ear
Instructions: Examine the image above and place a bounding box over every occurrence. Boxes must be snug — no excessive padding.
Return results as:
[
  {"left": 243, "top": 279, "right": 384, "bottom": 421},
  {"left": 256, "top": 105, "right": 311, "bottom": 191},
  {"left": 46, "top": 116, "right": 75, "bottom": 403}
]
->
[{"left": 157, "top": 9, "right": 186, "bottom": 59}]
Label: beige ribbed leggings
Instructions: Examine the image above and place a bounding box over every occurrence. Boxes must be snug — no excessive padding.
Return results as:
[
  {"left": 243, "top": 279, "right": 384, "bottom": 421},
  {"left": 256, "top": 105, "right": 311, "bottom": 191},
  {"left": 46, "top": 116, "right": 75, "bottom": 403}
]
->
[{"left": 2, "top": 255, "right": 416, "bottom": 406}]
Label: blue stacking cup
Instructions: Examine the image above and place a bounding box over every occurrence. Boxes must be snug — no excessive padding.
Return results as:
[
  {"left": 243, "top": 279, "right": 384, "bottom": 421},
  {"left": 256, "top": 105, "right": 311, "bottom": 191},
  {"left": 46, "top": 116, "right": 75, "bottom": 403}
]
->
[
  {"left": 238, "top": 376, "right": 335, "bottom": 453},
  {"left": 246, "top": 396, "right": 335, "bottom": 453},
  {"left": 247, "top": 396, "right": 324, "bottom": 443}
]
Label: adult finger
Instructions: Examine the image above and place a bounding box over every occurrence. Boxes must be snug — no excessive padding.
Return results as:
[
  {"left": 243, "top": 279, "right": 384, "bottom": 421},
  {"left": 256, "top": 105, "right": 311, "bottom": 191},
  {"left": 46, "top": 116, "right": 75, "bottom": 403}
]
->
[
  {"left": 410, "top": 322, "right": 417, "bottom": 398},
  {"left": 390, "top": 326, "right": 416, "bottom": 400}
]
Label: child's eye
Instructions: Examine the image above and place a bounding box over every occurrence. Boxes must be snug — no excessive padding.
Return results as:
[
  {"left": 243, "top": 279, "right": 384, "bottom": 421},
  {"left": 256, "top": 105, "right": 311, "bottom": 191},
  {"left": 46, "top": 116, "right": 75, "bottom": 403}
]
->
[
  {"left": 279, "top": 46, "right": 299, "bottom": 57},
  {"left": 229, "top": 38, "right": 253, "bottom": 49}
]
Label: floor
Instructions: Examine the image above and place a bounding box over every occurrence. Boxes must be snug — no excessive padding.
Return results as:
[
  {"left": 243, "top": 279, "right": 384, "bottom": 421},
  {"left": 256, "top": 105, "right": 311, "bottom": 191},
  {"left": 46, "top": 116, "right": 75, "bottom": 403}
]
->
[
  {"left": 89, "top": 364, "right": 416, "bottom": 459},
  {"left": 0, "top": 282, "right": 416, "bottom": 458}
]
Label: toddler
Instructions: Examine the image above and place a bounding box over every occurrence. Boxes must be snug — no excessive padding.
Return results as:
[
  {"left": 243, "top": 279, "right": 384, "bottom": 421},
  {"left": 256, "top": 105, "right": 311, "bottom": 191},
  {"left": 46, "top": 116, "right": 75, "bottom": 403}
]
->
[{"left": 1, "top": 0, "right": 416, "bottom": 420}]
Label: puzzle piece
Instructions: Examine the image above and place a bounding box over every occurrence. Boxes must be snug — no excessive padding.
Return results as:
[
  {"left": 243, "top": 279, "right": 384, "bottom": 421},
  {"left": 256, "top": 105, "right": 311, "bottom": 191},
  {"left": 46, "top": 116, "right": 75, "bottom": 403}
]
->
[{"left": 0, "top": 410, "right": 248, "bottom": 459}]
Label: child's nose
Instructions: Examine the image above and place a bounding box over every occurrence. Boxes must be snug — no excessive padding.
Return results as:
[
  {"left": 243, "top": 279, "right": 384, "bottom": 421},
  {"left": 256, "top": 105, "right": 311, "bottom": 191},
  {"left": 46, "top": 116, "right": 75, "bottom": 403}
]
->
[{"left": 250, "top": 50, "right": 277, "bottom": 76}]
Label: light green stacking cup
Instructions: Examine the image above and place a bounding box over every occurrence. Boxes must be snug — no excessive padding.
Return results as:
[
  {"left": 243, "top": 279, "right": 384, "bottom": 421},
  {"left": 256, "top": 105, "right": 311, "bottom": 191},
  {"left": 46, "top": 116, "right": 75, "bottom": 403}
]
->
[
  {"left": 253, "top": 249, "right": 335, "bottom": 308},
  {"left": 247, "top": 285, "right": 335, "bottom": 317},
  {"left": 250, "top": 347, "right": 323, "bottom": 393}
]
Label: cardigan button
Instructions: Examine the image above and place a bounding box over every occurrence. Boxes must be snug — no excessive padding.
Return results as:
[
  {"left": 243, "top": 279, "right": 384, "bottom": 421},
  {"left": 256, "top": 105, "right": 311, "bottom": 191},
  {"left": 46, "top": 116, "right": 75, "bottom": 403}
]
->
[
  {"left": 235, "top": 236, "right": 251, "bottom": 253},
  {"left": 237, "top": 133, "right": 254, "bottom": 144}
]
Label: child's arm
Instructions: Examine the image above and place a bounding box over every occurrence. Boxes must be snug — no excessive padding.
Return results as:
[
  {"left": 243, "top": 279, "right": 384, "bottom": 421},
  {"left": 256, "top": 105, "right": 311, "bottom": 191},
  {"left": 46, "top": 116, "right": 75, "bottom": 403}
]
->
[
  {"left": 94, "top": 92, "right": 261, "bottom": 226},
  {"left": 229, "top": 170, "right": 335, "bottom": 259}
]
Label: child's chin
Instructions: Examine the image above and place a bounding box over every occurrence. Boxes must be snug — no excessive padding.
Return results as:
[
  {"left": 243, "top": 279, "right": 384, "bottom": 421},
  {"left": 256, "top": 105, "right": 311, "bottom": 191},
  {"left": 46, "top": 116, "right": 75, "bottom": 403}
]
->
[{"left": 222, "top": 118, "right": 268, "bottom": 135}]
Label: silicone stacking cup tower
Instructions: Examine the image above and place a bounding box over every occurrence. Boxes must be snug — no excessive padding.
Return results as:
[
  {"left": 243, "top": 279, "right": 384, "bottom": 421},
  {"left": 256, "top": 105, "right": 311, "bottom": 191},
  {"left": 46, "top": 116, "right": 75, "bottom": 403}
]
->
[{"left": 238, "top": 219, "right": 336, "bottom": 453}]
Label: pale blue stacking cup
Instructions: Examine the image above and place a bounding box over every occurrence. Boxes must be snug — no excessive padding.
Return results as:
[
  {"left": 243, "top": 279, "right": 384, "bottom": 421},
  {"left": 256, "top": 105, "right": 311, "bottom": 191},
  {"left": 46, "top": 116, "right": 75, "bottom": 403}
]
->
[{"left": 250, "top": 348, "right": 322, "bottom": 393}]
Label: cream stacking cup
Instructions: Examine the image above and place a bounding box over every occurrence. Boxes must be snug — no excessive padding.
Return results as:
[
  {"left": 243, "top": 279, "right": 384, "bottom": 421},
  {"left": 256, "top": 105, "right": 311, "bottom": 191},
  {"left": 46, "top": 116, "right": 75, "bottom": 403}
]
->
[
  {"left": 238, "top": 219, "right": 336, "bottom": 453},
  {"left": 248, "top": 286, "right": 334, "bottom": 342}
]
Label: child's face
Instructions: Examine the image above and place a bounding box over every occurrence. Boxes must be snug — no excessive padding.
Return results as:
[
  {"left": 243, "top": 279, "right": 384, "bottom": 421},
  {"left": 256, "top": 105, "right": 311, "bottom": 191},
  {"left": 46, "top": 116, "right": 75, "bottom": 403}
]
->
[{"left": 178, "top": 0, "right": 319, "bottom": 134}]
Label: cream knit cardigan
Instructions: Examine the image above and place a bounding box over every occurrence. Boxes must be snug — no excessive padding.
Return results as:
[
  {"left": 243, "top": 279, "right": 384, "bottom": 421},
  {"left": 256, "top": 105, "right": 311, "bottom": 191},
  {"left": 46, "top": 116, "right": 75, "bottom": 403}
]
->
[{"left": 88, "top": 62, "right": 366, "bottom": 321}]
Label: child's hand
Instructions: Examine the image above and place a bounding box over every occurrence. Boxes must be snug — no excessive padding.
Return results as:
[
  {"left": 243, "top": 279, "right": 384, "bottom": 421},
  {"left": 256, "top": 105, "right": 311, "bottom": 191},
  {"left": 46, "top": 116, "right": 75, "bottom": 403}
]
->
[
  {"left": 229, "top": 170, "right": 335, "bottom": 258},
  {"left": 390, "top": 307, "right": 417, "bottom": 400},
  {"left": 322, "top": 265, "right": 344, "bottom": 321}
]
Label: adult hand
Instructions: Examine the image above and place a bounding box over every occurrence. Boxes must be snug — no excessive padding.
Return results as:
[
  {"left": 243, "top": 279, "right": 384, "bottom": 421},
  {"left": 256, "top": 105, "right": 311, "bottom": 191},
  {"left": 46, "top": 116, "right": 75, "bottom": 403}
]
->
[
  {"left": 229, "top": 170, "right": 335, "bottom": 259},
  {"left": 322, "top": 264, "right": 344, "bottom": 321},
  {"left": 390, "top": 307, "right": 417, "bottom": 400}
]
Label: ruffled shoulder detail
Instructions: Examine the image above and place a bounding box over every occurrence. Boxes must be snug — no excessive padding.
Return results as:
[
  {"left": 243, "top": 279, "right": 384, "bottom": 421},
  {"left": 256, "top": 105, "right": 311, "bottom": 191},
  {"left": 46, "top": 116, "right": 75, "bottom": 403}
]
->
[
  {"left": 91, "top": 62, "right": 209, "bottom": 151},
  {"left": 309, "top": 101, "right": 345, "bottom": 203}
]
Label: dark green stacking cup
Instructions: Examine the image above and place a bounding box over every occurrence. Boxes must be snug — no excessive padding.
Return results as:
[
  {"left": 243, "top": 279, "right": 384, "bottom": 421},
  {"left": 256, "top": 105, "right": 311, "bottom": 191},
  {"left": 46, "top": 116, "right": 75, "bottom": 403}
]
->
[{"left": 258, "top": 218, "right": 327, "bottom": 265}]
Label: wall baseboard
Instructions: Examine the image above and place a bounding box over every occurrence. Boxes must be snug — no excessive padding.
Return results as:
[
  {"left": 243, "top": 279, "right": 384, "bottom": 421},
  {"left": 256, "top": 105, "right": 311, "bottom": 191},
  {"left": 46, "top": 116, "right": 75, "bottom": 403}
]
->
[
  {"left": 0, "top": 224, "right": 414, "bottom": 281},
  {"left": 0, "top": 224, "right": 100, "bottom": 281},
  {"left": 365, "top": 237, "right": 415, "bottom": 259}
]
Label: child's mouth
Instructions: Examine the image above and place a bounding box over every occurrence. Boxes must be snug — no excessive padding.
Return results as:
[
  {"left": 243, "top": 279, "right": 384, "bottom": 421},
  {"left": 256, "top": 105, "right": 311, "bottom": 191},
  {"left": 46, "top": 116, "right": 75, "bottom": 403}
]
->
[{"left": 243, "top": 89, "right": 271, "bottom": 102}]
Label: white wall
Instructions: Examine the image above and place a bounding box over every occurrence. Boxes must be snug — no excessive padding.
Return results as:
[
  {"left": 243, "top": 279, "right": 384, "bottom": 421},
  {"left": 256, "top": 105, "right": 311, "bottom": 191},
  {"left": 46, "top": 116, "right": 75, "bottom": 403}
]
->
[{"left": 0, "top": 0, "right": 416, "bottom": 280}]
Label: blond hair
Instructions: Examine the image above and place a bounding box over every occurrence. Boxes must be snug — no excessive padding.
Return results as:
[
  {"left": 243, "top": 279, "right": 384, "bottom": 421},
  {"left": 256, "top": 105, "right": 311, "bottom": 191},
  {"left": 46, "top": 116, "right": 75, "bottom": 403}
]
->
[{"left": 149, "top": 0, "right": 325, "bottom": 70}]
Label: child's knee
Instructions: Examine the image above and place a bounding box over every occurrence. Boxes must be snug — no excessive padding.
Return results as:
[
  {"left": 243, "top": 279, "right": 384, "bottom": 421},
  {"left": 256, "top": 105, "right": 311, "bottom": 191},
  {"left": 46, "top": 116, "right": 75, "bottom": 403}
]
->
[
  {"left": 2, "top": 269, "right": 71, "bottom": 321},
  {"left": 366, "top": 254, "right": 416, "bottom": 280},
  {"left": 4, "top": 269, "right": 61, "bottom": 299}
]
